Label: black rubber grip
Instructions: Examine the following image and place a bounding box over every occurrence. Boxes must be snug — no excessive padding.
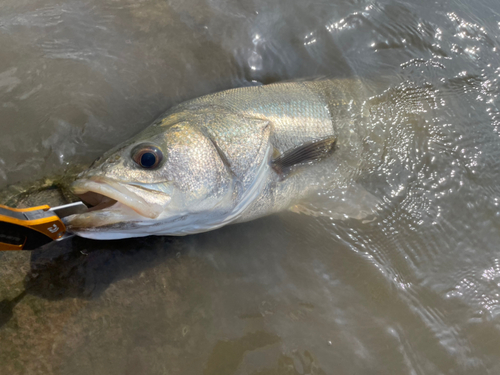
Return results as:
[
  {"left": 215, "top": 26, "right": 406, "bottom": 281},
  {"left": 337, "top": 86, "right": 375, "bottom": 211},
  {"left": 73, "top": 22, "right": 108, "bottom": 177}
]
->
[{"left": 0, "top": 221, "right": 52, "bottom": 250}]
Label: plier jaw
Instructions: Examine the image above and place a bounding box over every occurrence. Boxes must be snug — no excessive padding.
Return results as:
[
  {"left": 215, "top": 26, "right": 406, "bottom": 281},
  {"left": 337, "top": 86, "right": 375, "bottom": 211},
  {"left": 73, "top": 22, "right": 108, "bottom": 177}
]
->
[{"left": 0, "top": 202, "right": 87, "bottom": 250}]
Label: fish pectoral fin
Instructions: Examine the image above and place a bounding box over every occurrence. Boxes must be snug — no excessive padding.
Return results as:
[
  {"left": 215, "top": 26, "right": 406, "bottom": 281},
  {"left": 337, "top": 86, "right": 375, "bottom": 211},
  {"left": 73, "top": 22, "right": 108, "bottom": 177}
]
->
[
  {"left": 271, "top": 136, "right": 336, "bottom": 174},
  {"left": 289, "top": 182, "right": 380, "bottom": 223}
]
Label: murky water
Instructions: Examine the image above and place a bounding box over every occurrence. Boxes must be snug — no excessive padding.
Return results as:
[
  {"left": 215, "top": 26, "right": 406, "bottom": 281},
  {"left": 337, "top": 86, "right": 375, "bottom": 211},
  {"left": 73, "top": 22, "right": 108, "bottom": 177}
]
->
[{"left": 1, "top": 0, "right": 500, "bottom": 373}]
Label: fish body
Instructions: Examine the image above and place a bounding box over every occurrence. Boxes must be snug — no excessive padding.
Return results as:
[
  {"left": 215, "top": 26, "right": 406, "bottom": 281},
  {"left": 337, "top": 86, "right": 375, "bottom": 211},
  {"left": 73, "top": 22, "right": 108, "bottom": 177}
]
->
[{"left": 66, "top": 79, "right": 382, "bottom": 239}]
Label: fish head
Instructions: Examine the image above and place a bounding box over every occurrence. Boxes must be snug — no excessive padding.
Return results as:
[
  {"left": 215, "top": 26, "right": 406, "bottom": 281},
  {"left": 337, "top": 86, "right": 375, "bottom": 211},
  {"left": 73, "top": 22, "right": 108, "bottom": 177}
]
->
[{"left": 65, "top": 119, "right": 237, "bottom": 239}]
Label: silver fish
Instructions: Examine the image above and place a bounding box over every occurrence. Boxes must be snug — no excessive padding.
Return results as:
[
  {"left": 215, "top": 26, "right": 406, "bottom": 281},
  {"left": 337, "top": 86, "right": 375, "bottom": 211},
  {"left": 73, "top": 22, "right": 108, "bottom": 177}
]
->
[{"left": 65, "top": 79, "right": 386, "bottom": 239}]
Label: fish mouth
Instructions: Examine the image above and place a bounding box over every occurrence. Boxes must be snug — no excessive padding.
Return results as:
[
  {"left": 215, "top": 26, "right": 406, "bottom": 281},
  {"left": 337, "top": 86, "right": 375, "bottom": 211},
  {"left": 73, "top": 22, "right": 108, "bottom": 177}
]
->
[{"left": 70, "top": 176, "right": 167, "bottom": 219}]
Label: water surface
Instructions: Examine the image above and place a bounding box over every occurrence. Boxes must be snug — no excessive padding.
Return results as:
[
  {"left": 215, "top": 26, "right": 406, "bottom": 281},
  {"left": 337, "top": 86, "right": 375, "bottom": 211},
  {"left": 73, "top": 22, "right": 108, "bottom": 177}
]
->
[{"left": 1, "top": 0, "right": 500, "bottom": 374}]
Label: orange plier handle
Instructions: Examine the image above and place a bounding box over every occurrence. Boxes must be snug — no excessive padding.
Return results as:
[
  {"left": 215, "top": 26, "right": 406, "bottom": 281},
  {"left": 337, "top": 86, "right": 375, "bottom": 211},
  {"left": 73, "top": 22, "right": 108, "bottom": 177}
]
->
[
  {"left": 0, "top": 202, "right": 86, "bottom": 250},
  {"left": 0, "top": 204, "right": 66, "bottom": 250}
]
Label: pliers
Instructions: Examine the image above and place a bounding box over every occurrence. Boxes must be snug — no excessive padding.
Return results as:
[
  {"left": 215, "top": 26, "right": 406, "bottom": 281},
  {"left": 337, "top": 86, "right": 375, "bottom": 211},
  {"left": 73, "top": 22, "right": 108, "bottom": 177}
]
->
[{"left": 0, "top": 202, "right": 87, "bottom": 250}]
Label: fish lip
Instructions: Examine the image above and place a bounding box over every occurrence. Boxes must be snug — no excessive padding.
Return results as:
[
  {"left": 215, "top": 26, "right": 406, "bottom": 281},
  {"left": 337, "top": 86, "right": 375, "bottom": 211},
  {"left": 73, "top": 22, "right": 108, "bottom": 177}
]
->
[{"left": 71, "top": 176, "right": 163, "bottom": 219}]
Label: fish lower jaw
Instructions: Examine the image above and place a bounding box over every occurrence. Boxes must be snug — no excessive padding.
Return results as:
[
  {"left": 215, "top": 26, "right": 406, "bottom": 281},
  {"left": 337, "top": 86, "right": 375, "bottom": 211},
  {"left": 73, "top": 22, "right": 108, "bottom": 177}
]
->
[
  {"left": 64, "top": 201, "right": 153, "bottom": 229},
  {"left": 66, "top": 209, "right": 237, "bottom": 239}
]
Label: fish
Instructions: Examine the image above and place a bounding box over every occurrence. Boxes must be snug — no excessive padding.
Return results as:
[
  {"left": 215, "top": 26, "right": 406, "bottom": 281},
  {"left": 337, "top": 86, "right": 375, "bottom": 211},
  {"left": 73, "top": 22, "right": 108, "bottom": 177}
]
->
[{"left": 65, "top": 79, "right": 389, "bottom": 239}]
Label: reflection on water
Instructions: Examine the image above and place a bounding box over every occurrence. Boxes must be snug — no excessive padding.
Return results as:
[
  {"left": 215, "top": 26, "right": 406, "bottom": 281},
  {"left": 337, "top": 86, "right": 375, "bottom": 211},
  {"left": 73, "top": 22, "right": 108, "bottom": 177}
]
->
[{"left": 1, "top": 0, "right": 500, "bottom": 374}]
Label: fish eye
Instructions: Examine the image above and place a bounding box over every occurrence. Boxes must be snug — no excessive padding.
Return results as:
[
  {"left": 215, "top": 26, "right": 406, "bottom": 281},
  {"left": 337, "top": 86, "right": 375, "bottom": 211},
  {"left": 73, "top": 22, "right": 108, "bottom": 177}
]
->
[{"left": 131, "top": 144, "right": 163, "bottom": 169}]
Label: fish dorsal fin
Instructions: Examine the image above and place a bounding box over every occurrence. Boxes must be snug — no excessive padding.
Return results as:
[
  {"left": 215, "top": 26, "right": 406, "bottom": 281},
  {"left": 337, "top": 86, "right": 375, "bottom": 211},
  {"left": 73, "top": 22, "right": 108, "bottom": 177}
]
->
[{"left": 272, "top": 136, "right": 336, "bottom": 174}]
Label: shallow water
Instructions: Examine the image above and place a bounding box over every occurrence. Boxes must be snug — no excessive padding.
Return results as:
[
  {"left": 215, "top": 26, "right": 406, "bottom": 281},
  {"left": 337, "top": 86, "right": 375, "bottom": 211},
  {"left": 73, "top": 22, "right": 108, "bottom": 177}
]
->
[{"left": 1, "top": 0, "right": 500, "bottom": 374}]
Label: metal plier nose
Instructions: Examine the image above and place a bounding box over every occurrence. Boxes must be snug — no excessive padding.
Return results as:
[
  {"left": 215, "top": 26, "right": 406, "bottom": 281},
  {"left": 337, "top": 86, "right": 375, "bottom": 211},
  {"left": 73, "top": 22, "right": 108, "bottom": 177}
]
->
[{"left": 0, "top": 202, "right": 87, "bottom": 250}]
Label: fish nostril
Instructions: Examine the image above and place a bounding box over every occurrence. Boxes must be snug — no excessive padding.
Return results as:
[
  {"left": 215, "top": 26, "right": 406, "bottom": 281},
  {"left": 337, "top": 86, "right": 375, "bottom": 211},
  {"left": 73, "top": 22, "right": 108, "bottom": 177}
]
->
[
  {"left": 90, "top": 154, "right": 121, "bottom": 168},
  {"left": 107, "top": 155, "right": 121, "bottom": 164}
]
